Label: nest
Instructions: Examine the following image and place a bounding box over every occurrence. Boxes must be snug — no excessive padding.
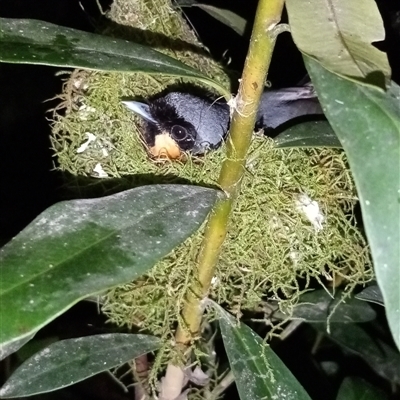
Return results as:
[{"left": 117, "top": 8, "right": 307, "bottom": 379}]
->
[{"left": 49, "top": 0, "right": 373, "bottom": 390}]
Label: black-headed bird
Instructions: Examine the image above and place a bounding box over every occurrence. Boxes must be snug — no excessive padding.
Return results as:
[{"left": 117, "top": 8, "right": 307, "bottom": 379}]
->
[{"left": 122, "top": 84, "right": 323, "bottom": 159}]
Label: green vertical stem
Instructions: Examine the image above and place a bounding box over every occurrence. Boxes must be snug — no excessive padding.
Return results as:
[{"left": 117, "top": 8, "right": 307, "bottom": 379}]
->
[
  {"left": 176, "top": 0, "right": 285, "bottom": 345},
  {"left": 162, "top": 0, "right": 285, "bottom": 397}
]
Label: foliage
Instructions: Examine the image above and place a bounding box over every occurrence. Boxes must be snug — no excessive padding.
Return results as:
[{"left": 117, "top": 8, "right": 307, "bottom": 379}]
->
[{"left": 0, "top": 0, "right": 399, "bottom": 399}]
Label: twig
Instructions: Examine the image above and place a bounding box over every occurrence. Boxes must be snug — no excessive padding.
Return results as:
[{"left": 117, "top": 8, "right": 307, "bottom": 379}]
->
[{"left": 161, "top": 0, "right": 285, "bottom": 398}]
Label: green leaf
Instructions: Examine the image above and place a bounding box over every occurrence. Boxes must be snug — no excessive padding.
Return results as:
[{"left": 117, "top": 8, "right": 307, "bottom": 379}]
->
[
  {"left": 213, "top": 301, "right": 311, "bottom": 400},
  {"left": 194, "top": 5, "right": 247, "bottom": 36},
  {"left": 286, "top": 0, "right": 390, "bottom": 89},
  {"left": 306, "top": 58, "right": 400, "bottom": 351},
  {"left": 317, "top": 323, "right": 400, "bottom": 385},
  {"left": 336, "top": 377, "right": 388, "bottom": 400},
  {"left": 0, "top": 18, "right": 229, "bottom": 97},
  {"left": 0, "top": 334, "right": 35, "bottom": 361},
  {"left": 292, "top": 290, "right": 376, "bottom": 323},
  {"left": 176, "top": 1, "right": 247, "bottom": 36},
  {"left": 0, "top": 333, "right": 160, "bottom": 398},
  {"left": 16, "top": 336, "right": 59, "bottom": 363},
  {"left": 355, "top": 284, "right": 384, "bottom": 306},
  {"left": 0, "top": 185, "right": 220, "bottom": 355},
  {"left": 274, "top": 121, "right": 341, "bottom": 148}
]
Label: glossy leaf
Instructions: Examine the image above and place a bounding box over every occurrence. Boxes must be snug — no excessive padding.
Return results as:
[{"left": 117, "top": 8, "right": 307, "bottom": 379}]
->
[
  {"left": 177, "top": 1, "right": 246, "bottom": 35},
  {"left": 213, "top": 301, "right": 311, "bottom": 400},
  {"left": 274, "top": 120, "right": 341, "bottom": 148},
  {"left": 306, "top": 58, "right": 400, "bottom": 350},
  {"left": 0, "top": 18, "right": 228, "bottom": 96},
  {"left": 292, "top": 290, "right": 376, "bottom": 323},
  {"left": 318, "top": 323, "right": 400, "bottom": 385},
  {"left": 0, "top": 334, "right": 160, "bottom": 398},
  {"left": 286, "top": 0, "right": 390, "bottom": 88},
  {"left": 336, "top": 377, "right": 387, "bottom": 400},
  {"left": 0, "top": 185, "right": 220, "bottom": 354},
  {"left": 194, "top": 5, "right": 246, "bottom": 36},
  {"left": 16, "top": 337, "right": 59, "bottom": 363},
  {"left": 355, "top": 284, "right": 384, "bottom": 306},
  {"left": 0, "top": 333, "right": 35, "bottom": 362}
]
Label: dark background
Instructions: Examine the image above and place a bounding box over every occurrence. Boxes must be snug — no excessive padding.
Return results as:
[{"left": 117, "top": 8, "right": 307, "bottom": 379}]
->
[
  {"left": 1, "top": 1, "right": 399, "bottom": 399},
  {"left": 0, "top": 0, "right": 110, "bottom": 245}
]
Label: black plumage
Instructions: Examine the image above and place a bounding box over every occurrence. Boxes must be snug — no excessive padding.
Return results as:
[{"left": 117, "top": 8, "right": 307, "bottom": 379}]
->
[
  {"left": 123, "top": 84, "right": 324, "bottom": 158},
  {"left": 256, "top": 85, "right": 323, "bottom": 131}
]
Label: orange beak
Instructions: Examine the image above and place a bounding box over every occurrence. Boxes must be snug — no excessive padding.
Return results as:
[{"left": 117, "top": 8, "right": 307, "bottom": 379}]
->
[{"left": 149, "top": 133, "right": 182, "bottom": 159}]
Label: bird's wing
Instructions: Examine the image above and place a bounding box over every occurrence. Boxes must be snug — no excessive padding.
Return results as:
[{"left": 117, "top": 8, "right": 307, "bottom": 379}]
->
[{"left": 257, "top": 86, "right": 323, "bottom": 130}]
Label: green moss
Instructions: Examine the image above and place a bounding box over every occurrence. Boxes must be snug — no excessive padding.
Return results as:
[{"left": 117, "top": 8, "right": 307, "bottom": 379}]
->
[{"left": 100, "top": 138, "right": 372, "bottom": 329}]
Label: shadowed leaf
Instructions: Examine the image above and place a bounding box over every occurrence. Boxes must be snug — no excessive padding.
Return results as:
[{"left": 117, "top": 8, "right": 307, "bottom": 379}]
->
[{"left": 0, "top": 185, "right": 220, "bottom": 356}]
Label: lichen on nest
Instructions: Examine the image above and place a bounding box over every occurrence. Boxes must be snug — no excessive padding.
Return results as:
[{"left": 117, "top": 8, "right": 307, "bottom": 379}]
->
[{"left": 49, "top": 0, "right": 373, "bottom": 384}]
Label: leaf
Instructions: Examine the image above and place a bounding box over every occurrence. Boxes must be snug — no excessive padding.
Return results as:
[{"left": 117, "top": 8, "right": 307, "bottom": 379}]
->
[
  {"left": 194, "top": 5, "right": 247, "bottom": 36},
  {"left": 0, "top": 333, "right": 35, "bottom": 362},
  {"left": 174, "top": 0, "right": 197, "bottom": 5},
  {"left": 355, "top": 284, "right": 384, "bottom": 306},
  {"left": 336, "top": 377, "right": 388, "bottom": 400},
  {"left": 318, "top": 323, "right": 400, "bottom": 385},
  {"left": 0, "top": 333, "right": 160, "bottom": 398},
  {"left": 213, "top": 301, "right": 311, "bottom": 400},
  {"left": 286, "top": 0, "right": 390, "bottom": 89},
  {"left": 16, "top": 337, "right": 59, "bottom": 363},
  {"left": 291, "top": 290, "right": 376, "bottom": 323},
  {"left": 0, "top": 18, "right": 228, "bottom": 97},
  {"left": 176, "top": 1, "right": 247, "bottom": 36},
  {"left": 0, "top": 185, "right": 220, "bottom": 353},
  {"left": 274, "top": 121, "right": 342, "bottom": 148},
  {"left": 306, "top": 57, "right": 400, "bottom": 351}
]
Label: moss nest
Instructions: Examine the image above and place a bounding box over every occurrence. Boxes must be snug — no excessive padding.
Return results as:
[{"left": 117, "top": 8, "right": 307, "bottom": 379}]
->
[
  {"left": 97, "top": 137, "right": 372, "bottom": 329},
  {"left": 50, "top": 0, "right": 373, "bottom": 379}
]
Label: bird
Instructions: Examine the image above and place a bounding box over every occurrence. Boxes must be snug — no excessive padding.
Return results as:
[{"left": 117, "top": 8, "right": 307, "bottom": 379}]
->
[{"left": 122, "top": 84, "right": 324, "bottom": 159}]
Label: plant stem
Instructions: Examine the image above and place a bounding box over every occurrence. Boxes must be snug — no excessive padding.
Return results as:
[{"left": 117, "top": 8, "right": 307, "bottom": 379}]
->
[
  {"left": 177, "top": 0, "right": 285, "bottom": 345},
  {"left": 161, "top": 0, "right": 284, "bottom": 397}
]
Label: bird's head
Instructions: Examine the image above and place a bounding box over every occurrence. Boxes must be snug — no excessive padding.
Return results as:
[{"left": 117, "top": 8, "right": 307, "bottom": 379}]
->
[
  {"left": 123, "top": 92, "right": 230, "bottom": 159},
  {"left": 123, "top": 84, "right": 324, "bottom": 159}
]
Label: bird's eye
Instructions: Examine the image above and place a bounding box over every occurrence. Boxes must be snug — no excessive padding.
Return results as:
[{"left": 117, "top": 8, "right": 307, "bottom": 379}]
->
[{"left": 171, "top": 125, "right": 188, "bottom": 141}]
